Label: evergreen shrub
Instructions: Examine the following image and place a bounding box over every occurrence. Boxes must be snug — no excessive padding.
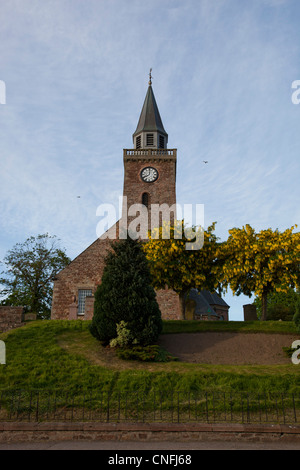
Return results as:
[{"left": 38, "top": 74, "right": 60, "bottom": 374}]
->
[{"left": 89, "top": 238, "right": 162, "bottom": 346}]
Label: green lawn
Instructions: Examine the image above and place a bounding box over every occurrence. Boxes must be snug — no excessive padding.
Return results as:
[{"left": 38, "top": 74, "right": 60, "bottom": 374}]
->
[
  {"left": 0, "top": 320, "right": 300, "bottom": 395},
  {"left": 162, "top": 319, "right": 297, "bottom": 334}
]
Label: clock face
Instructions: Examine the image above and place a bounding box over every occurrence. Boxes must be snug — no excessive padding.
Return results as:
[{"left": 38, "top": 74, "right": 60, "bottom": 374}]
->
[{"left": 140, "top": 167, "right": 158, "bottom": 183}]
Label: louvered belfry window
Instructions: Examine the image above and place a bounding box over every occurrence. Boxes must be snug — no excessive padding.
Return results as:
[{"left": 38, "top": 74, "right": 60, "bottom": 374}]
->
[
  {"left": 136, "top": 135, "right": 141, "bottom": 149},
  {"left": 146, "top": 133, "right": 154, "bottom": 146},
  {"left": 159, "top": 135, "right": 164, "bottom": 149}
]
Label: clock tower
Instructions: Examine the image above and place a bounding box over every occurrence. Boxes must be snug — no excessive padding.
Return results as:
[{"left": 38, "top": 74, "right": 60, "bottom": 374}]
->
[
  {"left": 51, "top": 73, "right": 182, "bottom": 323},
  {"left": 122, "top": 72, "right": 177, "bottom": 235}
]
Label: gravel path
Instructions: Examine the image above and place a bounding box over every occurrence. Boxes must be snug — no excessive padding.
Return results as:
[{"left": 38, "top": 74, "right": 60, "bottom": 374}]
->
[{"left": 158, "top": 332, "right": 298, "bottom": 365}]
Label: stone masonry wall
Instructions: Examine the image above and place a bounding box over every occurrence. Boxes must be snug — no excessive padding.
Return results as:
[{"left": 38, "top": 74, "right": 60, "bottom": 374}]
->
[
  {"left": 51, "top": 221, "right": 181, "bottom": 321},
  {"left": 0, "top": 306, "right": 25, "bottom": 332},
  {"left": 1, "top": 422, "right": 300, "bottom": 444},
  {"left": 51, "top": 233, "right": 113, "bottom": 320},
  {"left": 123, "top": 155, "right": 177, "bottom": 229}
]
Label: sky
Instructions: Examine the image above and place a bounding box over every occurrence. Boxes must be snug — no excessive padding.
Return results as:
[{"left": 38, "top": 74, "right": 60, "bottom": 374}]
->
[{"left": 0, "top": 0, "right": 299, "bottom": 321}]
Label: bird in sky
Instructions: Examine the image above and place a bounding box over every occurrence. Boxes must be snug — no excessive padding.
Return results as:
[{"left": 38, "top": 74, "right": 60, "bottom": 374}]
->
[{"left": 203, "top": 160, "right": 208, "bottom": 164}]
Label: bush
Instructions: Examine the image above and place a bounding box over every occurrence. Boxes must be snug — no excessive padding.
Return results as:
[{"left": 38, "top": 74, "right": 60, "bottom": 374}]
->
[
  {"left": 89, "top": 238, "right": 162, "bottom": 346},
  {"left": 109, "top": 321, "right": 136, "bottom": 348},
  {"left": 115, "top": 345, "right": 178, "bottom": 362}
]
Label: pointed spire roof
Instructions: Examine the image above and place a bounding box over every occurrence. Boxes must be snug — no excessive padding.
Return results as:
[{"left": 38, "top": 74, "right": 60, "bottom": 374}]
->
[{"left": 133, "top": 74, "right": 168, "bottom": 139}]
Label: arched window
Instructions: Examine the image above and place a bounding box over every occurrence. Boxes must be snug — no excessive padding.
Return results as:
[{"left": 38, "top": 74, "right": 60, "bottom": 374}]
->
[{"left": 142, "top": 192, "right": 149, "bottom": 208}]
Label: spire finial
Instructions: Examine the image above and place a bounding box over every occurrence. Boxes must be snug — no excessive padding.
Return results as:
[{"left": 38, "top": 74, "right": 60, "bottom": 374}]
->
[{"left": 149, "top": 68, "right": 152, "bottom": 86}]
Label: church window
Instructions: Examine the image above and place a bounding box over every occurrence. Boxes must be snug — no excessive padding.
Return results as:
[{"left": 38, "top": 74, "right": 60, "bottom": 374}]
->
[
  {"left": 136, "top": 135, "right": 141, "bottom": 149},
  {"left": 142, "top": 192, "right": 149, "bottom": 208},
  {"left": 159, "top": 135, "right": 164, "bottom": 149},
  {"left": 78, "top": 289, "right": 92, "bottom": 315},
  {"left": 146, "top": 133, "right": 154, "bottom": 146}
]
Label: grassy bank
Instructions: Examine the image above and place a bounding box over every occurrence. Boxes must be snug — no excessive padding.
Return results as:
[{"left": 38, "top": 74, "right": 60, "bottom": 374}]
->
[
  {"left": 0, "top": 320, "right": 299, "bottom": 395},
  {"left": 162, "top": 320, "right": 297, "bottom": 334}
]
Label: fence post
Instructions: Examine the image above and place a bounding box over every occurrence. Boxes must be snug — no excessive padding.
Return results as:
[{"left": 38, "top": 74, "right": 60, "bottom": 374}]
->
[
  {"left": 241, "top": 393, "right": 244, "bottom": 423},
  {"left": 292, "top": 394, "right": 297, "bottom": 423},
  {"left": 264, "top": 393, "right": 268, "bottom": 422},
  {"left": 36, "top": 391, "right": 39, "bottom": 422},
  {"left": 9, "top": 391, "right": 14, "bottom": 420},
  {"left": 281, "top": 394, "right": 286, "bottom": 425},
  {"left": 28, "top": 391, "right": 33, "bottom": 422},
  {"left": 71, "top": 396, "right": 74, "bottom": 421},
  {"left": 246, "top": 393, "right": 250, "bottom": 423},
  {"left": 257, "top": 393, "right": 262, "bottom": 423},
  {"left": 160, "top": 391, "right": 163, "bottom": 421},
  {"left": 229, "top": 393, "right": 233, "bottom": 422},
  {"left": 143, "top": 392, "right": 145, "bottom": 423},
  {"left": 16, "top": 391, "right": 21, "bottom": 420},
  {"left": 212, "top": 392, "right": 216, "bottom": 422},
  {"left": 107, "top": 392, "right": 110, "bottom": 423}
]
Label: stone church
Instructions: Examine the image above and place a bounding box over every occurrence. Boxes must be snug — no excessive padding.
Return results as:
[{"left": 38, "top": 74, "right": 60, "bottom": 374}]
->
[{"left": 51, "top": 74, "right": 229, "bottom": 322}]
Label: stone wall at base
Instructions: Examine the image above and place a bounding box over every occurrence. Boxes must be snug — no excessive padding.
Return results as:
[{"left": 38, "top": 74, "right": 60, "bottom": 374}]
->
[
  {"left": 0, "top": 306, "right": 25, "bottom": 332},
  {"left": 1, "top": 422, "right": 300, "bottom": 443}
]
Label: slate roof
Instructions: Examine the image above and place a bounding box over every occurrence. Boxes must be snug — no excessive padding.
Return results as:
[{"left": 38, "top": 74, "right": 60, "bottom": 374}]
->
[
  {"left": 200, "top": 289, "right": 229, "bottom": 308},
  {"left": 187, "top": 288, "right": 229, "bottom": 320},
  {"left": 133, "top": 85, "right": 168, "bottom": 138}
]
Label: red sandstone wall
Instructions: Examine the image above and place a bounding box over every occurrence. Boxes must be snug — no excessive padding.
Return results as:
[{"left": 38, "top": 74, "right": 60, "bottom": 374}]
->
[
  {"left": 51, "top": 231, "right": 114, "bottom": 320},
  {"left": 51, "top": 221, "right": 181, "bottom": 321},
  {"left": 156, "top": 288, "right": 182, "bottom": 320},
  {"left": 0, "top": 306, "right": 25, "bottom": 332},
  {"left": 123, "top": 157, "right": 177, "bottom": 214}
]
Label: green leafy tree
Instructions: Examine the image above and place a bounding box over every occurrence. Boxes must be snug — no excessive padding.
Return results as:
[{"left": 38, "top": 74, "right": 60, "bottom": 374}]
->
[
  {"left": 220, "top": 225, "right": 300, "bottom": 321},
  {"left": 143, "top": 221, "right": 222, "bottom": 319},
  {"left": 254, "top": 288, "right": 300, "bottom": 320},
  {"left": 89, "top": 237, "right": 162, "bottom": 346},
  {"left": 0, "top": 234, "right": 70, "bottom": 319}
]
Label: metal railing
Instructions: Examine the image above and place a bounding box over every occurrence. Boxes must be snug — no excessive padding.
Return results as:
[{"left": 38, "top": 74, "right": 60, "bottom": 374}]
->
[{"left": 1, "top": 389, "right": 299, "bottom": 425}]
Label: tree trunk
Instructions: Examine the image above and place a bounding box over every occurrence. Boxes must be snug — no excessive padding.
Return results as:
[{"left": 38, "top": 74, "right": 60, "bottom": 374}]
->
[
  {"left": 261, "top": 291, "right": 268, "bottom": 321},
  {"left": 179, "top": 291, "right": 187, "bottom": 320}
]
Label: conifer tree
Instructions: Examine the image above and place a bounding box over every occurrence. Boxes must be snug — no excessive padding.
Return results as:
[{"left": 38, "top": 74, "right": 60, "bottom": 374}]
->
[{"left": 89, "top": 238, "right": 162, "bottom": 346}]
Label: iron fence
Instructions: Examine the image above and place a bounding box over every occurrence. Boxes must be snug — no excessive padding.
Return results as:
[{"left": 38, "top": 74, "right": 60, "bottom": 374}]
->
[{"left": 0, "top": 389, "right": 299, "bottom": 425}]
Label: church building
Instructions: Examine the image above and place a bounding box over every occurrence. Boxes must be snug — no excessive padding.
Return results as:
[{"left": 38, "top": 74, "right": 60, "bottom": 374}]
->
[{"left": 51, "top": 73, "right": 229, "bottom": 322}]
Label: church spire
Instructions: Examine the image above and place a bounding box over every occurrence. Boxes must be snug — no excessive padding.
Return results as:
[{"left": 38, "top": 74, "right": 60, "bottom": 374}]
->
[{"left": 133, "top": 71, "right": 168, "bottom": 149}]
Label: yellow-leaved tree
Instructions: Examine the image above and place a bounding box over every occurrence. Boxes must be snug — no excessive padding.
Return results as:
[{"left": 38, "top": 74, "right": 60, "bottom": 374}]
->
[
  {"left": 220, "top": 224, "right": 300, "bottom": 321},
  {"left": 143, "top": 221, "right": 222, "bottom": 319}
]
